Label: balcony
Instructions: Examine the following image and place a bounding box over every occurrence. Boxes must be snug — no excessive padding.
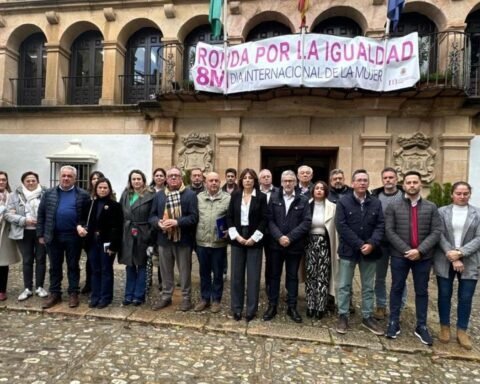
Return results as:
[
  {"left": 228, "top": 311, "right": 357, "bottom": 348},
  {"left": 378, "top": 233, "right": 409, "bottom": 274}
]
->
[{"left": 7, "top": 32, "right": 480, "bottom": 107}]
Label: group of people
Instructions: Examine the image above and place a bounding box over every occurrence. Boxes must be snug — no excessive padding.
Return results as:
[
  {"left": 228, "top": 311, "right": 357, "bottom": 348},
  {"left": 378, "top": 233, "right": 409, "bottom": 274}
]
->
[{"left": 0, "top": 164, "right": 478, "bottom": 350}]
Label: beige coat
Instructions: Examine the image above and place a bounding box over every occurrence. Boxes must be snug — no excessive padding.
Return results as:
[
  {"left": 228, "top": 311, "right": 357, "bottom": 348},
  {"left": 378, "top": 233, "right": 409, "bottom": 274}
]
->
[
  {"left": 323, "top": 199, "right": 339, "bottom": 297},
  {"left": 0, "top": 192, "right": 21, "bottom": 266}
]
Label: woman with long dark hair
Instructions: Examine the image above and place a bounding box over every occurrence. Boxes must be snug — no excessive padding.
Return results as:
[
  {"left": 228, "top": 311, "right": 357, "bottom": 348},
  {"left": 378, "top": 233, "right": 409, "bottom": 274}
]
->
[
  {"left": 78, "top": 177, "right": 123, "bottom": 308},
  {"left": 118, "top": 170, "right": 155, "bottom": 306},
  {"left": 305, "top": 180, "right": 338, "bottom": 319},
  {"left": 227, "top": 168, "right": 267, "bottom": 322},
  {"left": 81, "top": 170, "right": 105, "bottom": 295},
  {"left": 434, "top": 181, "right": 480, "bottom": 350}
]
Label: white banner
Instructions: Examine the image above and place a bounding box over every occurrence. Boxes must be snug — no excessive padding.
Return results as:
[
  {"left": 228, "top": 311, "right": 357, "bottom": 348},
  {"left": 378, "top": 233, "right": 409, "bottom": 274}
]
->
[{"left": 192, "top": 32, "right": 419, "bottom": 94}]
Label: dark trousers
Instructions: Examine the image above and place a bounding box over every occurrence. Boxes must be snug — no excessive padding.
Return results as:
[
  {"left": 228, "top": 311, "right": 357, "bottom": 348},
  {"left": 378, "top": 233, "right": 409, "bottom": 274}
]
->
[
  {"left": 88, "top": 240, "right": 115, "bottom": 305},
  {"left": 437, "top": 267, "right": 478, "bottom": 330},
  {"left": 46, "top": 233, "right": 82, "bottom": 295},
  {"left": 230, "top": 244, "right": 262, "bottom": 316},
  {"left": 263, "top": 235, "right": 273, "bottom": 295},
  {"left": 17, "top": 229, "right": 46, "bottom": 290},
  {"left": 267, "top": 248, "right": 303, "bottom": 308},
  {"left": 197, "top": 246, "right": 226, "bottom": 303},
  {"left": 0, "top": 266, "right": 9, "bottom": 293},
  {"left": 390, "top": 256, "right": 432, "bottom": 327}
]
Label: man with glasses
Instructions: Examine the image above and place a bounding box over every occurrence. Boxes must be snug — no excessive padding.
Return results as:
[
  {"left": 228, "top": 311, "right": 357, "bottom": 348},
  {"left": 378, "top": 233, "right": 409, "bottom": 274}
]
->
[
  {"left": 335, "top": 169, "right": 384, "bottom": 336},
  {"left": 263, "top": 170, "right": 311, "bottom": 323},
  {"left": 149, "top": 166, "right": 199, "bottom": 312}
]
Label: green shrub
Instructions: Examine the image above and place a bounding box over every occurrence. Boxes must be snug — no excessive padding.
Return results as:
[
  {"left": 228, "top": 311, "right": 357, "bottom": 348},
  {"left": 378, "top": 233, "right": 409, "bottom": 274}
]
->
[{"left": 427, "top": 182, "right": 452, "bottom": 207}]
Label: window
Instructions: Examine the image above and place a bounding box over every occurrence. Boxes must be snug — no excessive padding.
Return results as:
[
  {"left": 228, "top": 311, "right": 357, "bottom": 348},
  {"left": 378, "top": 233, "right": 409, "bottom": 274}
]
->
[
  {"left": 49, "top": 162, "right": 91, "bottom": 190},
  {"left": 124, "top": 28, "right": 163, "bottom": 104},
  {"left": 389, "top": 13, "right": 437, "bottom": 77},
  {"left": 246, "top": 21, "right": 291, "bottom": 42},
  {"left": 312, "top": 17, "right": 362, "bottom": 38},
  {"left": 68, "top": 31, "right": 103, "bottom": 105},
  {"left": 466, "top": 11, "right": 480, "bottom": 94},
  {"left": 184, "top": 25, "right": 223, "bottom": 84},
  {"left": 18, "top": 33, "right": 46, "bottom": 105}
]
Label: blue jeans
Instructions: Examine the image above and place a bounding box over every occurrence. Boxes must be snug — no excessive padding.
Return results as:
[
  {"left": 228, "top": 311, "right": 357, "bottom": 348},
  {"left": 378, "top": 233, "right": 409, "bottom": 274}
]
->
[
  {"left": 197, "top": 246, "right": 226, "bottom": 303},
  {"left": 47, "top": 233, "right": 82, "bottom": 295},
  {"left": 375, "top": 244, "right": 407, "bottom": 308},
  {"left": 390, "top": 256, "right": 432, "bottom": 327},
  {"left": 89, "top": 240, "right": 115, "bottom": 305},
  {"left": 125, "top": 265, "right": 146, "bottom": 302},
  {"left": 437, "top": 267, "right": 478, "bottom": 330},
  {"left": 337, "top": 257, "right": 376, "bottom": 319}
]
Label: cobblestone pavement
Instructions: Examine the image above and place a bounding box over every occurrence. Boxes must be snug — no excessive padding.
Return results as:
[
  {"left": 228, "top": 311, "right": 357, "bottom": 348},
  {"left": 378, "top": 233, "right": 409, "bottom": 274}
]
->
[{"left": 1, "top": 255, "right": 480, "bottom": 383}]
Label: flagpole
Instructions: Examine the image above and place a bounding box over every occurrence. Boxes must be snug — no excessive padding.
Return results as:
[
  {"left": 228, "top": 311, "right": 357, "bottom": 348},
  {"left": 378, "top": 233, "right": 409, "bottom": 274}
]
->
[{"left": 223, "top": 0, "right": 228, "bottom": 95}]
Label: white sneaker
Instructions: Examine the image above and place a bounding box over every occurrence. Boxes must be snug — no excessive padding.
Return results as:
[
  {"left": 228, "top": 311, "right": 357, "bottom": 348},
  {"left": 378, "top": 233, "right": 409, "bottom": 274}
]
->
[
  {"left": 18, "top": 288, "right": 33, "bottom": 301},
  {"left": 35, "top": 287, "right": 48, "bottom": 298}
]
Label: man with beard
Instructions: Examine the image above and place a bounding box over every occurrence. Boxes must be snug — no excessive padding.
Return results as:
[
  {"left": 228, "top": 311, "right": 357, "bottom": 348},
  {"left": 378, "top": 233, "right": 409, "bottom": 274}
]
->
[
  {"left": 328, "top": 169, "right": 352, "bottom": 204},
  {"left": 385, "top": 171, "right": 442, "bottom": 346},
  {"left": 188, "top": 168, "right": 205, "bottom": 195}
]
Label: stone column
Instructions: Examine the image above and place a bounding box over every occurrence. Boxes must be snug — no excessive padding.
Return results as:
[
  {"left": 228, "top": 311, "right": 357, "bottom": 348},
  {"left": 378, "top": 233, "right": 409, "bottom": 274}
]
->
[
  {"left": 0, "top": 45, "right": 19, "bottom": 106},
  {"left": 150, "top": 117, "right": 176, "bottom": 168},
  {"left": 439, "top": 116, "right": 474, "bottom": 182},
  {"left": 215, "top": 117, "right": 242, "bottom": 176},
  {"left": 360, "top": 116, "right": 391, "bottom": 187},
  {"left": 99, "top": 40, "right": 126, "bottom": 105},
  {"left": 42, "top": 43, "right": 70, "bottom": 105}
]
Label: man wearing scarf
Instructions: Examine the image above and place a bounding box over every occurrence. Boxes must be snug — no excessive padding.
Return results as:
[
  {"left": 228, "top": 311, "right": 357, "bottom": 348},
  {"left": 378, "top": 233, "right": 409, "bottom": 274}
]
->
[{"left": 149, "top": 166, "right": 199, "bottom": 311}]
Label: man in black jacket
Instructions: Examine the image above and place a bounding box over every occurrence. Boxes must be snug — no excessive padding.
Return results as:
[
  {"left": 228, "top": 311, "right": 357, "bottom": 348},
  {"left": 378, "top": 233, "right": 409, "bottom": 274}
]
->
[
  {"left": 37, "top": 165, "right": 90, "bottom": 309},
  {"left": 263, "top": 170, "right": 311, "bottom": 323},
  {"left": 335, "top": 169, "right": 384, "bottom": 336},
  {"left": 385, "top": 170, "right": 442, "bottom": 346}
]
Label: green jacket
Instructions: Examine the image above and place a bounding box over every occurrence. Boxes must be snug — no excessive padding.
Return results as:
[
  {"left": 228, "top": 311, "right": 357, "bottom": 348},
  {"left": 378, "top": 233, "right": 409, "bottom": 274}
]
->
[{"left": 196, "top": 190, "right": 231, "bottom": 248}]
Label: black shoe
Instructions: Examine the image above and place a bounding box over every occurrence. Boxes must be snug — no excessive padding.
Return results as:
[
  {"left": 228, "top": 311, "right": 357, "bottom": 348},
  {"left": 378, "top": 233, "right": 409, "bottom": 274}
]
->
[
  {"left": 122, "top": 299, "right": 132, "bottom": 306},
  {"left": 287, "top": 307, "right": 303, "bottom": 323},
  {"left": 81, "top": 285, "right": 91, "bottom": 295},
  {"left": 88, "top": 301, "right": 98, "bottom": 309},
  {"left": 97, "top": 302, "right": 110, "bottom": 309},
  {"left": 133, "top": 300, "right": 143, "bottom": 307},
  {"left": 245, "top": 314, "right": 255, "bottom": 322},
  {"left": 315, "top": 310, "right": 325, "bottom": 320},
  {"left": 263, "top": 304, "right": 277, "bottom": 321},
  {"left": 233, "top": 312, "right": 242, "bottom": 321},
  {"left": 306, "top": 308, "right": 314, "bottom": 318}
]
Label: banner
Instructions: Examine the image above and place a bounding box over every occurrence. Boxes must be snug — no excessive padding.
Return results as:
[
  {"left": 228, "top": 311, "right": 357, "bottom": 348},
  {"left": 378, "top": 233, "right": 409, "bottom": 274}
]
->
[{"left": 192, "top": 32, "right": 419, "bottom": 94}]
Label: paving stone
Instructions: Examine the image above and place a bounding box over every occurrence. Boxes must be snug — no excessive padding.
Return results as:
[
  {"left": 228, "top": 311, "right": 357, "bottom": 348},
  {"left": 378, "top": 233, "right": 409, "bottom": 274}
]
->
[{"left": 248, "top": 321, "right": 332, "bottom": 344}]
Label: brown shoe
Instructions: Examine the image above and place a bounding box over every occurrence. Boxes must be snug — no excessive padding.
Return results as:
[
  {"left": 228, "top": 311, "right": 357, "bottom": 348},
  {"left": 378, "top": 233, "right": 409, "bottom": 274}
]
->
[
  {"left": 194, "top": 300, "right": 210, "bottom": 312},
  {"left": 457, "top": 329, "right": 473, "bottom": 350},
  {"left": 373, "top": 306, "right": 387, "bottom": 321},
  {"left": 439, "top": 325, "right": 450, "bottom": 343},
  {"left": 42, "top": 294, "right": 62, "bottom": 309},
  {"left": 152, "top": 298, "right": 172, "bottom": 311},
  {"left": 179, "top": 299, "right": 192, "bottom": 312},
  {"left": 211, "top": 302, "right": 221, "bottom": 313},
  {"left": 68, "top": 293, "right": 79, "bottom": 308}
]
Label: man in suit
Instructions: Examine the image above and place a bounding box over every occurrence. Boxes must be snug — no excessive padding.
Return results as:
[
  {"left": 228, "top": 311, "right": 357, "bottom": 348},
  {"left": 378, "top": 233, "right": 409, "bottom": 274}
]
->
[{"left": 263, "top": 170, "right": 311, "bottom": 323}]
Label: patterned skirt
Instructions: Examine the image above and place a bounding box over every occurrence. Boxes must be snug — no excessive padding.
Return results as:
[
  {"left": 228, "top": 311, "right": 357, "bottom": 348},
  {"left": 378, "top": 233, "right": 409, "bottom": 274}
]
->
[{"left": 305, "top": 234, "right": 331, "bottom": 312}]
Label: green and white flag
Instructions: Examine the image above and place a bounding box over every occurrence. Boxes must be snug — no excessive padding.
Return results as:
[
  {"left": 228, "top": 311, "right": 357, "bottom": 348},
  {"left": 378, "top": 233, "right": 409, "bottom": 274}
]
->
[{"left": 209, "top": 0, "right": 223, "bottom": 38}]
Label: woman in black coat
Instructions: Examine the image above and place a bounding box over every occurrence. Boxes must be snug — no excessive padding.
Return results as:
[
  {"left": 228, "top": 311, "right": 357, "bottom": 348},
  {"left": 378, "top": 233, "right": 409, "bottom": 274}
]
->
[
  {"left": 78, "top": 178, "right": 123, "bottom": 308},
  {"left": 227, "top": 168, "right": 267, "bottom": 322}
]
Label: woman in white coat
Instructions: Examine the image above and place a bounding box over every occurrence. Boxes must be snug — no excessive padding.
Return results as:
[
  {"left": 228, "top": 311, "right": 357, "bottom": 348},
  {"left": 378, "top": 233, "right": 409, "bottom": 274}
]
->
[
  {"left": 305, "top": 180, "right": 338, "bottom": 319},
  {"left": 0, "top": 171, "right": 20, "bottom": 301}
]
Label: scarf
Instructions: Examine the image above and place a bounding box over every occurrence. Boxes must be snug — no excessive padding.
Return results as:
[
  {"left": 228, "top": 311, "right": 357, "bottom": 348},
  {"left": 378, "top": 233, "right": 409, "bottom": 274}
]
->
[
  {"left": 163, "top": 183, "right": 185, "bottom": 242},
  {"left": 22, "top": 185, "right": 43, "bottom": 222}
]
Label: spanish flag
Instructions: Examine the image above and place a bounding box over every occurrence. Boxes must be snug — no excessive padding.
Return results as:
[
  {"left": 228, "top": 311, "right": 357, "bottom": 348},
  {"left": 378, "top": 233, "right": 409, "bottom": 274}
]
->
[{"left": 298, "top": 0, "right": 310, "bottom": 28}]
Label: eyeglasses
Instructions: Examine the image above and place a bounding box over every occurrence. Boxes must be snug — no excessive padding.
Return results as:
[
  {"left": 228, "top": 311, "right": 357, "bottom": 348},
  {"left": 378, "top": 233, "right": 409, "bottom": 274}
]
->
[{"left": 168, "top": 174, "right": 181, "bottom": 179}]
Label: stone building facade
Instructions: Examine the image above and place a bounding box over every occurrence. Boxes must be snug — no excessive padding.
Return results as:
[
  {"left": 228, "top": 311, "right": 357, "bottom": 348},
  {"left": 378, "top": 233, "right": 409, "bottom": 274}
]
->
[{"left": 0, "top": 0, "right": 479, "bottom": 199}]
